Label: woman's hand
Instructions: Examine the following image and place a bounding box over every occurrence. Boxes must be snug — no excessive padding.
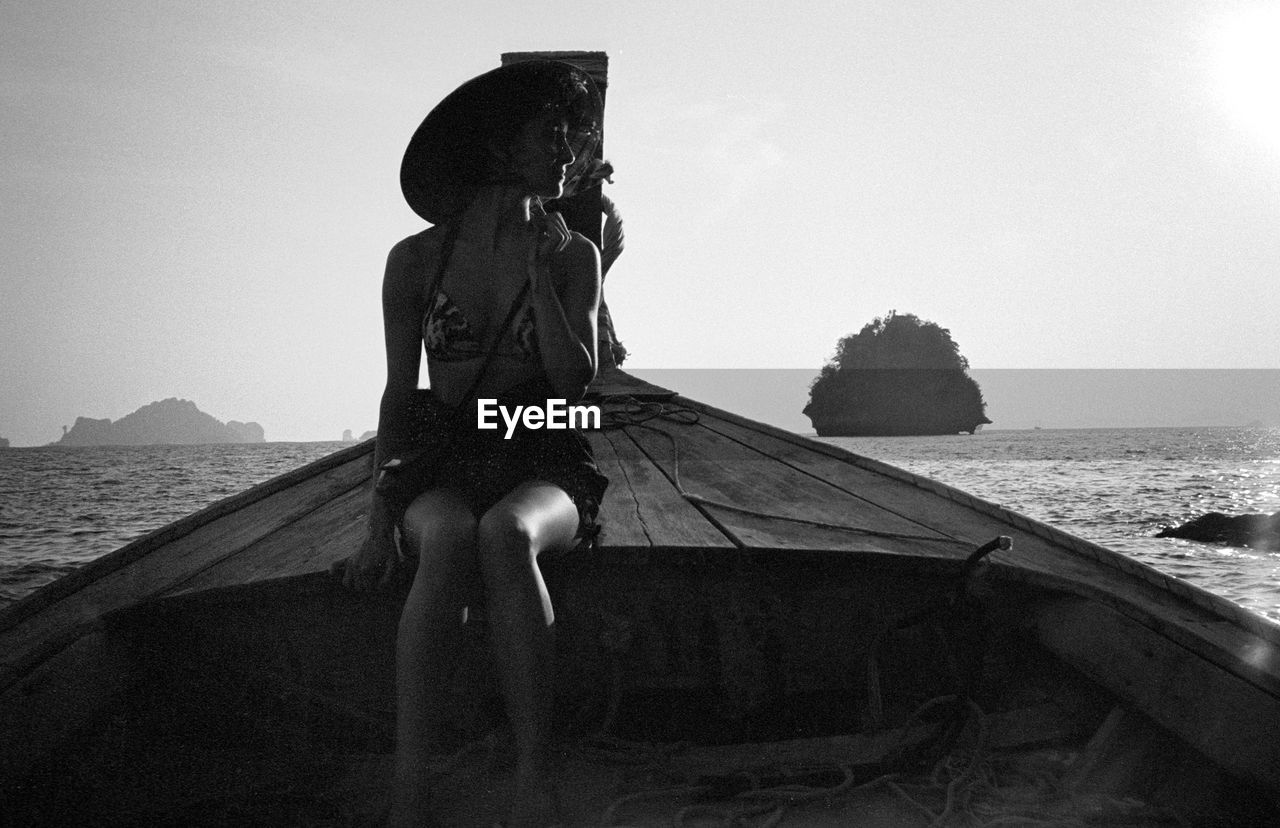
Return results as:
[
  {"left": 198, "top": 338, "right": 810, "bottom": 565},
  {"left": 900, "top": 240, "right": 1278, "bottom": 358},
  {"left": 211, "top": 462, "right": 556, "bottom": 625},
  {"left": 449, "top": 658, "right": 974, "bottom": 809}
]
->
[
  {"left": 526, "top": 209, "right": 573, "bottom": 293},
  {"left": 333, "top": 528, "right": 400, "bottom": 592}
]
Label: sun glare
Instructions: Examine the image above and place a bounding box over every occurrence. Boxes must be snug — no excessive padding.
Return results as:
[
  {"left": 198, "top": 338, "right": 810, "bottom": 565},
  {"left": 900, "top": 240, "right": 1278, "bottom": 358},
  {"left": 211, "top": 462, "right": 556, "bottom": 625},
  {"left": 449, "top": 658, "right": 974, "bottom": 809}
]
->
[{"left": 1214, "top": 7, "right": 1280, "bottom": 152}]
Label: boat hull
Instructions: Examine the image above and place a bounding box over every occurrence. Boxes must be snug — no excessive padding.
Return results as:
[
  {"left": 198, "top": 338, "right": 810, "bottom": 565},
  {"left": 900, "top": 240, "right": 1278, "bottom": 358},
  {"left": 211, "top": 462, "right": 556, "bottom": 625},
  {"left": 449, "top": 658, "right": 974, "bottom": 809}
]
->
[
  {"left": 6, "top": 546, "right": 1280, "bottom": 826},
  {"left": 4, "top": 373, "right": 1280, "bottom": 824}
]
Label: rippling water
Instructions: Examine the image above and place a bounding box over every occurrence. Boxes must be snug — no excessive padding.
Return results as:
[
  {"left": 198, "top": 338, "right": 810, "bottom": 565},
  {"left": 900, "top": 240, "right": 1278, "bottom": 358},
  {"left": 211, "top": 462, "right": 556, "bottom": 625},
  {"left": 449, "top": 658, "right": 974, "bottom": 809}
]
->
[
  {"left": 2, "top": 430, "right": 1278, "bottom": 623},
  {"left": 0, "top": 442, "right": 348, "bottom": 606},
  {"left": 822, "top": 426, "right": 1280, "bottom": 622}
]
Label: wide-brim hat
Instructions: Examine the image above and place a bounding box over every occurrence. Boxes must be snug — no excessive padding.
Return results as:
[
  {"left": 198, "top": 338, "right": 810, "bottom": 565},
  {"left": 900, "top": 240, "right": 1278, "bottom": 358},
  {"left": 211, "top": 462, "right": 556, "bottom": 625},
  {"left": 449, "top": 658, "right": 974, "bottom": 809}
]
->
[{"left": 401, "top": 60, "right": 603, "bottom": 224}]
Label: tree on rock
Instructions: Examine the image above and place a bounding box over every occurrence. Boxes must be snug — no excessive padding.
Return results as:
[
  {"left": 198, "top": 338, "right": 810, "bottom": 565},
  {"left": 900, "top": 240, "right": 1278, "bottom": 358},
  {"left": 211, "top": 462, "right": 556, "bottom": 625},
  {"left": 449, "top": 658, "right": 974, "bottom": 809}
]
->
[{"left": 804, "top": 311, "right": 991, "bottom": 436}]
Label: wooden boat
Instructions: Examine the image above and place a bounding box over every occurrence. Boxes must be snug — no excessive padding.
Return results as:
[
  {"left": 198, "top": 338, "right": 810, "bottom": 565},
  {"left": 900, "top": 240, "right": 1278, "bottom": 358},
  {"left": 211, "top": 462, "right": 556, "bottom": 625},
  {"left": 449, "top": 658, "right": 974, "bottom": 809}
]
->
[
  {"left": 5, "top": 52, "right": 1279, "bottom": 826},
  {"left": 3, "top": 365, "right": 1279, "bottom": 826}
]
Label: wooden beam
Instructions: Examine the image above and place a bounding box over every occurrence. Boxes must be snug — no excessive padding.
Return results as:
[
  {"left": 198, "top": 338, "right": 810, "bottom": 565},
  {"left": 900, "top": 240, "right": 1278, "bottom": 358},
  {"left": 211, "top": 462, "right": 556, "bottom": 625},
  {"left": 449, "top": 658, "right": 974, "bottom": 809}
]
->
[
  {"left": 1031, "top": 596, "right": 1280, "bottom": 799},
  {"left": 501, "top": 51, "right": 608, "bottom": 92}
]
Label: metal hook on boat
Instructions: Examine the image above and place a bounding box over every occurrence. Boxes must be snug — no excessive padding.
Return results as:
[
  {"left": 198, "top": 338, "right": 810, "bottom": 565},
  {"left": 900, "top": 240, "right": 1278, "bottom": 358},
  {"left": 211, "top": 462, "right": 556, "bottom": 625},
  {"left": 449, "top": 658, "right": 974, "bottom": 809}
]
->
[
  {"left": 959, "top": 535, "right": 1012, "bottom": 581},
  {"left": 951, "top": 535, "right": 1012, "bottom": 604}
]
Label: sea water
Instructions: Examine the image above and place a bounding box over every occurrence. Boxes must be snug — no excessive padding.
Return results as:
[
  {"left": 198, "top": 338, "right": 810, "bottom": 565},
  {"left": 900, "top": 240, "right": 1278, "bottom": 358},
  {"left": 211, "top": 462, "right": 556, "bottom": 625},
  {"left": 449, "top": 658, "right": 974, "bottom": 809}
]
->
[
  {"left": 1, "top": 429, "right": 1277, "bottom": 621},
  {"left": 0, "top": 442, "right": 346, "bottom": 606},
  {"left": 821, "top": 426, "right": 1280, "bottom": 622}
]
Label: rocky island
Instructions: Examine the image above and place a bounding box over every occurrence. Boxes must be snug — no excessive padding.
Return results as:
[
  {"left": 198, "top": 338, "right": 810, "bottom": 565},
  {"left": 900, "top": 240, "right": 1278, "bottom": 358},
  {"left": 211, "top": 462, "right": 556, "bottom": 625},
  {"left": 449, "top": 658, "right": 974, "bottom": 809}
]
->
[
  {"left": 56, "top": 398, "right": 265, "bottom": 446},
  {"left": 804, "top": 311, "right": 991, "bottom": 437},
  {"left": 1157, "top": 511, "right": 1280, "bottom": 551}
]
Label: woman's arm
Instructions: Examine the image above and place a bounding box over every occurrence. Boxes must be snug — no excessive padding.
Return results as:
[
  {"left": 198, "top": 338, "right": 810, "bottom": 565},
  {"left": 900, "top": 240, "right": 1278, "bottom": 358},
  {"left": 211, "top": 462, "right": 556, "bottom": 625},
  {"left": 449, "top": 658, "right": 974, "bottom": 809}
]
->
[
  {"left": 526, "top": 222, "right": 602, "bottom": 401},
  {"left": 340, "top": 234, "right": 427, "bottom": 590},
  {"left": 373, "top": 235, "right": 429, "bottom": 473}
]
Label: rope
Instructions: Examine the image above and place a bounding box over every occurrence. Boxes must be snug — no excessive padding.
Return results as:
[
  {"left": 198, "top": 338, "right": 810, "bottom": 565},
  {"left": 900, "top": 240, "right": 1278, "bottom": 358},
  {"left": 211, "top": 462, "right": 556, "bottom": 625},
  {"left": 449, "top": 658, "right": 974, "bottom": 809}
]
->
[
  {"left": 572, "top": 733, "right": 692, "bottom": 767},
  {"left": 929, "top": 698, "right": 990, "bottom": 826},
  {"left": 592, "top": 695, "right": 983, "bottom": 827},
  {"left": 599, "top": 784, "right": 710, "bottom": 826}
]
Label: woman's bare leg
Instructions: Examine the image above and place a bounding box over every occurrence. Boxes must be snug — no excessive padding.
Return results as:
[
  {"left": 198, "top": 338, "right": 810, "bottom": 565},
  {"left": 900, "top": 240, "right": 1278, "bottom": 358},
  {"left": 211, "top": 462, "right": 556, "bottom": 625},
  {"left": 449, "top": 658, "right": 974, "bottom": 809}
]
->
[
  {"left": 476, "top": 481, "right": 579, "bottom": 828},
  {"left": 389, "top": 488, "right": 478, "bottom": 828}
]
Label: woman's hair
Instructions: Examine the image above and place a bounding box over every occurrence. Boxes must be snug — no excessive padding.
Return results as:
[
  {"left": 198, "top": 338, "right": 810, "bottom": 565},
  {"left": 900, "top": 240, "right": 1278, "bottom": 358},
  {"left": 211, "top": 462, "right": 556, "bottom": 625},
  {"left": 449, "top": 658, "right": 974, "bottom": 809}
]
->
[
  {"left": 492, "top": 71, "right": 597, "bottom": 144},
  {"left": 479, "top": 67, "right": 601, "bottom": 185}
]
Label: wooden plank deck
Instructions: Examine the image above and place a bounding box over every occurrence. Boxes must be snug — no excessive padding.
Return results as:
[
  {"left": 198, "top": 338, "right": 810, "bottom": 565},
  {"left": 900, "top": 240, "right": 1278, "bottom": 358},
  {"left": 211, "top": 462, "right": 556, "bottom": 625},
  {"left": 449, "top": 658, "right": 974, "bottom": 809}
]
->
[{"left": 595, "top": 427, "right": 733, "bottom": 549}]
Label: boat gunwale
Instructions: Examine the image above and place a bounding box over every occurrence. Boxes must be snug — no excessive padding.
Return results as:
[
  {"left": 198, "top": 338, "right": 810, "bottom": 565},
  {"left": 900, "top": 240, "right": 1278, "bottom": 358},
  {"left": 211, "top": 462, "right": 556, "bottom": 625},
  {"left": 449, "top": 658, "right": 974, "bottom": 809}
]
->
[
  {"left": 0, "top": 439, "right": 377, "bottom": 634},
  {"left": 131, "top": 541, "right": 979, "bottom": 615}
]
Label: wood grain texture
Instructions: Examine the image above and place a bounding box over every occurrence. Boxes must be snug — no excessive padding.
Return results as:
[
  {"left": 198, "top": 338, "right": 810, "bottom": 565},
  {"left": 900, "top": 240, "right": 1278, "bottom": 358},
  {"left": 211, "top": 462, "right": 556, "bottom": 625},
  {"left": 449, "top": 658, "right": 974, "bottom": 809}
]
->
[
  {"left": 161, "top": 484, "right": 371, "bottom": 596},
  {"left": 595, "top": 427, "right": 733, "bottom": 549},
  {"left": 584, "top": 428, "right": 654, "bottom": 547},
  {"left": 620, "top": 416, "right": 958, "bottom": 555}
]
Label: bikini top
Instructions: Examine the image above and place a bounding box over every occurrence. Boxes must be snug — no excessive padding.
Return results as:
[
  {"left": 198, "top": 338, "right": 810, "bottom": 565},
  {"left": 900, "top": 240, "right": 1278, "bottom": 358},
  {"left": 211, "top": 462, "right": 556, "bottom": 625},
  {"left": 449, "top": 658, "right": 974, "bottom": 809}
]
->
[
  {"left": 421, "top": 229, "right": 539, "bottom": 364},
  {"left": 423, "top": 291, "right": 538, "bottom": 363}
]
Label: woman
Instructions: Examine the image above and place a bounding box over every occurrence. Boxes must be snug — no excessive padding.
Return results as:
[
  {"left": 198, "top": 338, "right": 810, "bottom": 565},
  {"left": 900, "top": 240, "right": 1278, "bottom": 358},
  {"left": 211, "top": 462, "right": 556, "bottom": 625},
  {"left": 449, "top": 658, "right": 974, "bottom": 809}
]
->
[{"left": 339, "top": 60, "right": 609, "bottom": 827}]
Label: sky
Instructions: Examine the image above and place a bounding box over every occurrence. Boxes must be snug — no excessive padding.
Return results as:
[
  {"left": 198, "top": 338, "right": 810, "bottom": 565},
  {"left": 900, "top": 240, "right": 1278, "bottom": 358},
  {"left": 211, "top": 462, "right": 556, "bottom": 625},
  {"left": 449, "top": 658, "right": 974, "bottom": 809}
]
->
[{"left": 2, "top": 0, "right": 1279, "bottom": 445}]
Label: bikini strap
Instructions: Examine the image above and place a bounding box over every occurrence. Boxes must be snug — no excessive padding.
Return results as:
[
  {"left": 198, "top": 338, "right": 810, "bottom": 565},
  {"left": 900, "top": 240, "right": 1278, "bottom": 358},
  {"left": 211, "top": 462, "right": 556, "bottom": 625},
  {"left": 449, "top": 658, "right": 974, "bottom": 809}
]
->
[
  {"left": 424, "top": 222, "right": 463, "bottom": 308},
  {"left": 426, "top": 223, "right": 534, "bottom": 405}
]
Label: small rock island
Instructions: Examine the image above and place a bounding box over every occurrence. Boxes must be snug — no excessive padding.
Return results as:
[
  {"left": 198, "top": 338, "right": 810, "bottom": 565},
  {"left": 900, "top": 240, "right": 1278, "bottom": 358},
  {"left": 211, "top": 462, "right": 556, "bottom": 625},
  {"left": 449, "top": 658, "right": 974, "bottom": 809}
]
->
[
  {"left": 1157, "top": 511, "right": 1280, "bottom": 551},
  {"left": 56, "top": 398, "right": 265, "bottom": 446},
  {"left": 804, "top": 311, "right": 991, "bottom": 437}
]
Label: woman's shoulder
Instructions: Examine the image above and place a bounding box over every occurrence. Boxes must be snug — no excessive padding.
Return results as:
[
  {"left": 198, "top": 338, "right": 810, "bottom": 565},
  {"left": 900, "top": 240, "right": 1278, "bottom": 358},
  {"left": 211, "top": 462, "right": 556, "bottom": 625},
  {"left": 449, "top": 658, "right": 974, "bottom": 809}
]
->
[
  {"left": 562, "top": 230, "right": 602, "bottom": 273},
  {"left": 387, "top": 226, "right": 447, "bottom": 268},
  {"left": 383, "top": 227, "right": 446, "bottom": 300}
]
